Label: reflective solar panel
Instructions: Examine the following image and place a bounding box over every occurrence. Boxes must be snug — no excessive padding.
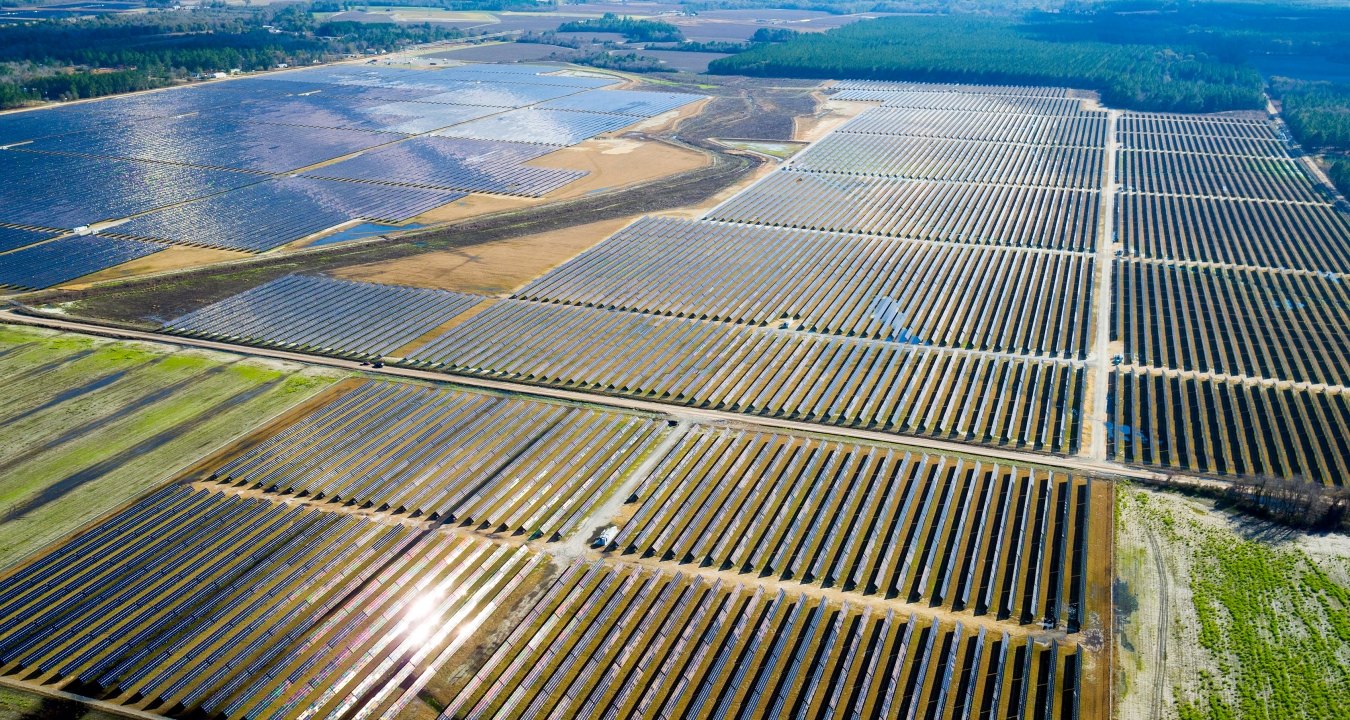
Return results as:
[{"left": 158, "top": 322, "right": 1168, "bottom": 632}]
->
[
  {"left": 0, "top": 225, "right": 60, "bottom": 253},
  {"left": 0, "top": 234, "right": 166, "bottom": 290},
  {"left": 109, "top": 176, "right": 465, "bottom": 252},
  {"left": 24, "top": 115, "right": 398, "bottom": 173},
  {"left": 433, "top": 108, "right": 637, "bottom": 146},
  {"left": 0, "top": 150, "right": 258, "bottom": 229},
  {"left": 538, "top": 89, "right": 703, "bottom": 117},
  {"left": 305, "top": 137, "right": 582, "bottom": 196}
]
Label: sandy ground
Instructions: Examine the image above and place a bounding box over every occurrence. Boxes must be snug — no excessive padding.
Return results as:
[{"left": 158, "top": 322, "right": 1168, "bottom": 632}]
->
[
  {"left": 330, "top": 214, "right": 644, "bottom": 295},
  {"left": 526, "top": 136, "right": 710, "bottom": 200},
  {"left": 793, "top": 97, "right": 874, "bottom": 143},
  {"left": 62, "top": 246, "right": 249, "bottom": 289}
]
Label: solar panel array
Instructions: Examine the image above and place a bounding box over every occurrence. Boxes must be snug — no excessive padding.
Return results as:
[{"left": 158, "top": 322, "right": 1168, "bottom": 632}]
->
[
  {"left": 108, "top": 177, "right": 467, "bottom": 252},
  {"left": 434, "top": 107, "right": 641, "bottom": 147},
  {"left": 538, "top": 88, "right": 703, "bottom": 117},
  {"left": 1109, "top": 108, "right": 1350, "bottom": 487},
  {"left": 0, "top": 225, "right": 59, "bottom": 254},
  {"left": 0, "top": 234, "right": 165, "bottom": 290},
  {"left": 0, "top": 62, "right": 708, "bottom": 287},
  {"left": 163, "top": 274, "right": 482, "bottom": 358},
  {"left": 304, "top": 137, "right": 583, "bottom": 197},
  {"left": 212, "top": 381, "right": 668, "bottom": 538}
]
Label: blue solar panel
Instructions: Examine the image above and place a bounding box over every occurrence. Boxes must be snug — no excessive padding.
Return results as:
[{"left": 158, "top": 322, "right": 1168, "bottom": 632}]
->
[
  {"left": 109, "top": 176, "right": 465, "bottom": 252},
  {"left": 0, "top": 225, "right": 59, "bottom": 253},
  {"left": 0, "top": 235, "right": 166, "bottom": 290},
  {"left": 305, "top": 137, "right": 582, "bottom": 196},
  {"left": 412, "top": 81, "right": 583, "bottom": 108},
  {"left": 24, "top": 115, "right": 399, "bottom": 173},
  {"left": 539, "top": 89, "right": 704, "bottom": 117},
  {"left": 0, "top": 150, "right": 258, "bottom": 229},
  {"left": 434, "top": 108, "right": 637, "bottom": 146},
  {"left": 432, "top": 64, "right": 621, "bottom": 88}
]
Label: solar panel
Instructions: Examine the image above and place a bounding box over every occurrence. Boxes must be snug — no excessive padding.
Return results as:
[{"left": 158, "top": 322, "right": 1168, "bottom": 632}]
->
[
  {"left": 109, "top": 177, "right": 465, "bottom": 252},
  {"left": 305, "top": 137, "right": 583, "bottom": 197},
  {"left": 0, "top": 235, "right": 166, "bottom": 290},
  {"left": 0, "top": 225, "right": 60, "bottom": 254},
  {"left": 538, "top": 89, "right": 704, "bottom": 117},
  {"left": 433, "top": 107, "right": 637, "bottom": 146},
  {"left": 0, "top": 149, "right": 258, "bottom": 229}
]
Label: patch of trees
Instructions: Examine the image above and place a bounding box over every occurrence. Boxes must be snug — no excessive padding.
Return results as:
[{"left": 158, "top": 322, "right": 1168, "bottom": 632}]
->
[
  {"left": 1275, "top": 80, "right": 1350, "bottom": 151},
  {"left": 0, "top": 6, "right": 463, "bottom": 108},
  {"left": 749, "top": 27, "right": 799, "bottom": 43},
  {"left": 1328, "top": 160, "right": 1350, "bottom": 200},
  {"left": 571, "top": 51, "right": 666, "bottom": 74},
  {"left": 1224, "top": 475, "right": 1350, "bottom": 530},
  {"left": 656, "top": 40, "right": 751, "bottom": 53},
  {"left": 557, "top": 13, "right": 683, "bottom": 43},
  {"left": 709, "top": 15, "right": 1266, "bottom": 113}
]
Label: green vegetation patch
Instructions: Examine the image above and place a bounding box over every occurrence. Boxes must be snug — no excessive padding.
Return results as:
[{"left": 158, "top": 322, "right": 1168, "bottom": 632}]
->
[
  {"left": 1122, "top": 489, "right": 1350, "bottom": 720},
  {"left": 711, "top": 14, "right": 1266, "bottom": 112},
  {"left": 0, "top": 325, "right": 342, "bottom": 570}
]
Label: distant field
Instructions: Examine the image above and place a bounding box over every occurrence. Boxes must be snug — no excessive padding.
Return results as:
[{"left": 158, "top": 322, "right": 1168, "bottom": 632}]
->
[{"left": 0, "top": 324, "right": 341, "bottom": 569}]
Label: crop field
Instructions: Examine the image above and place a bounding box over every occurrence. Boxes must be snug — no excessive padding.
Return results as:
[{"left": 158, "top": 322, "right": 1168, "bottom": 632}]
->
[
  {"left": 0, "top": 486, "right": 540, "bottom": 720},
  {"left": 0, "top": 324, "right": 338, "bottom": 567},
  {"left": 210, "top": 379, "right": 668, "bottom": 538},
  {"left": 439, "top": 560, "right": 1087, "bottom": 720},
  {"left": 0, "top": 62, "right": 704, "bottom": 288},
  {"left": 1115, "top": 260, "right": 1350, "bottom": 385},
  {"left": 409, "top": 300, "right": 1084, "bottom": 452},
  {"left": 515, "top": 216, "right": 1094, "bottom": 357},
  {"left": 614, "top": 427, "right": 1099, "bottom": 630},
  {"left": 163, "top": 275, "right": 484, "bottom": 360}
]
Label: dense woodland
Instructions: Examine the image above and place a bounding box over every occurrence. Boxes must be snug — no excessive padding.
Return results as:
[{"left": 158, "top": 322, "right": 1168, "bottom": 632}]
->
[
  {"left": 0, "top": 6, "right": 462, "bottom": 108},
  {"left": 710, "top": 15, "right": 1266, "bottom": 112},
  {"left": 1274, "top": 79, "right": 1350, "bottom": 198},
  {"left": 556, "top": 14, "right": 684, "bottom": 43}
]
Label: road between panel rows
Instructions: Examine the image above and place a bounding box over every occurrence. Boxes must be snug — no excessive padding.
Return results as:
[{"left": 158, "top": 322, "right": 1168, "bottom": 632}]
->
[{"left": 1, "top": 309, "right": 1192, "bottom": 486}]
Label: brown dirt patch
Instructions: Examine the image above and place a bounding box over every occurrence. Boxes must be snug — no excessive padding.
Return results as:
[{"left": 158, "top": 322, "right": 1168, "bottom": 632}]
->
[
  {"left": 63, "top": 246, "right": 250, "bottom": 289},
  {"left": 413, "top": 194, "right": 541, "bottom": 224},
  {"left": 330, "top": 214, "right": 643, "bottom": 295},
  {"left": 793, "top": 97, "right": 873, "bottom": 143},
  {"left": 526, "top": 136, "right": 710, "bottom": 200}
]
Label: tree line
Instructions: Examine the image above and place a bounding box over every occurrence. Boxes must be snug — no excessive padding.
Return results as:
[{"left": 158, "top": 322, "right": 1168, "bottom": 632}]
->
[
  {"left": 708, "top": 14, "right": 1267, "bottom": 113},
  {"left": 0, "top": 6, "right": 463, "bottom": 108},
  {"left": 556, "top": 13, "right": 684, "bottom": 43}
]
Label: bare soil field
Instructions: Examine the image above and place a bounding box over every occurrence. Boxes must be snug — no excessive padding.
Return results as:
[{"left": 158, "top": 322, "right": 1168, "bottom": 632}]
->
[
  {"left": 332, "top": 214, "right": 645, "bottom": 295},
  {"left": 0, "top": 324, "right": 341, "bottom": 570}
]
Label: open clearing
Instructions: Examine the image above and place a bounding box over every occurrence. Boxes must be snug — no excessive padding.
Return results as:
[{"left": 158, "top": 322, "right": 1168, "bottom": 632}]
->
[
  {"left": 331, "top": 214, "right": 648, "bottom": 294},
  {"left": 1115, "top": 486, "right": 1350, "bottom": 720},
  {"left": 0, "top": 324, "right": 341, "bottom": 569}
]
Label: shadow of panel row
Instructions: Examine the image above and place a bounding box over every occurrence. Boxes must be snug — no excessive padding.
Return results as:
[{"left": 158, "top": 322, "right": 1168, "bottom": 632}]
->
[
  {"left": 408, "top": 300, "right": 1085, "bottom": 453},
  {"left": 1115, "top": 259, "right": 1350, "bottom": 386},
  {"left": 615, "top": 426, "right": 1095, "bottom": 630},
  {"left": 0, "top": 486, "right": 540, "bottom": 720},
  {"left": 1109, "top": 368, "right": 1350, "bottom": 487},
  {"left": 163, "top": 275, "right": 482, "bottom": 359},
  {"left": 441, "top": 560, "right": 1085, "bottom": 720},
  {"left": 209, "top": 379, "right": 668, "bottom": 539},
  {"left": 515, "top": 216, "right": 1095, "bottom": 358}
]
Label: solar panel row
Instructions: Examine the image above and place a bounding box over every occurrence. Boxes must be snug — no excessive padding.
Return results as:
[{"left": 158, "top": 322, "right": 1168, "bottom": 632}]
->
[{"left": 0, "top": 234, "right": 165, "bottom": 290}]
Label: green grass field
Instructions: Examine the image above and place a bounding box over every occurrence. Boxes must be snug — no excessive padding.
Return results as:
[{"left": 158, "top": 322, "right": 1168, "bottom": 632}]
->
[{"left": 0, "top": 324, "right": 343, "bottom": 570}]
